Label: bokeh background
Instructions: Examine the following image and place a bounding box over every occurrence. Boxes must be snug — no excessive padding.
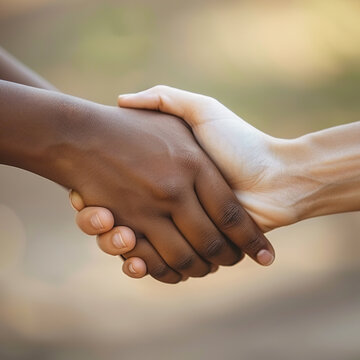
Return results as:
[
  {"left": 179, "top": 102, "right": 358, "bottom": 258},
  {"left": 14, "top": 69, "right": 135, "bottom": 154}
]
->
[{"left": 1, "top": 0, "right": 360, "bottom": 359}]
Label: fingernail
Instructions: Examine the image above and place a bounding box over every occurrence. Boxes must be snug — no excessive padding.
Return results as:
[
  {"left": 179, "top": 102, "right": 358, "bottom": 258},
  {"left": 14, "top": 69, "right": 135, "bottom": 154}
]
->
[
  {"left": 128, "top": 263, "right": 137, "bottom": 274},
  {"left": 112, "top": 232, "right": 126, "bottom": 249},
  {"left": 90, "top": 214, "right": 104, "bottom": 231},
  {"left": 257, "top": 249, "right": 275, "bottom": 266}
]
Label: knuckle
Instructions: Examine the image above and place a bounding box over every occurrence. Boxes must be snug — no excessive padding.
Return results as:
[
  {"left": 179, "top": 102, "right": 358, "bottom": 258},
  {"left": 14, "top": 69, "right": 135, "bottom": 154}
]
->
[
  {"left": 199, "top": 234, "right": 225, "bottom": 259},
  {"left": 178, "top": 151, "right": 201, "bottom": 171},
  {"left": 153, "top": 84, "right": 168, "bottom": 93},
  {"left": 152, "top": 180, "right": 185, "bottom": 202},
  {"left": 150, "top": 262, "right": 172, "bottom": 279},
  {"left": 151, "top": 85, "right": 169, "bottom": 112},
  {"left": 205, "top": 95, "right": 217, "bottom": 104},
  {"left": 218, "top": 201, "right": 246, "bottom": 230},
  {"left": 197, "top": 95, "right": 218, "bottom": 107},
  {"left": 169, "top": 253, "right": 196, "bottom": 272},
  {"left": 243, "top": 233, "right": 265, "bottom": 254}
]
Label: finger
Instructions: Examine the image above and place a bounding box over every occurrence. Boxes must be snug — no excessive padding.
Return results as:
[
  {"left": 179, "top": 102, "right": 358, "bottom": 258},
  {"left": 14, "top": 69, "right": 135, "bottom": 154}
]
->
[
  {"left": 144, "top": 219, "right": 211, "bottom": 278},
  {"left": 69, "top": 190, "right": 86, "bottom": 211},
  {"left": 195, "top": 163, "right": 275, "bottom": 266},
  {"left": 210, "top": 264, "right": 219, "bottom": 273},
  {"left": 76, "top": 207, "right": 114, "bottom": 235},
  {"left": 118, "top": 85, "right": 207, "bottom": 126},
  {"left": 122, "top": 257, "right": 147, "bottom": 279},
  {"left": 123, "top": 237, "right": 182, "bottom": 284},
  {"left": 172, "top": 195, "right": 244, "bottom": 266},
  {"left": 97, "top": 226, "right": 136, "bottom": 255}
]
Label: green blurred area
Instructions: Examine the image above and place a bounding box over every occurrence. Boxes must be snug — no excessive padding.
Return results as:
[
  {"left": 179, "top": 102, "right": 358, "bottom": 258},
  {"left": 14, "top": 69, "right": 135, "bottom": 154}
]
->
[
  {"left": 0, "top": 1, "right": 360, "bottom": 359},
  {"left": 1, "top": 0, "right": 359, "bottom": 136}
]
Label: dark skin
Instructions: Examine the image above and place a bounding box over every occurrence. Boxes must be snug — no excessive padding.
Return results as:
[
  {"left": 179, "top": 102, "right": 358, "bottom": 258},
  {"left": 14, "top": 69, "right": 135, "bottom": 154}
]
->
[{"left": 0, "top": 47, "right": 274, "bottom": 283}]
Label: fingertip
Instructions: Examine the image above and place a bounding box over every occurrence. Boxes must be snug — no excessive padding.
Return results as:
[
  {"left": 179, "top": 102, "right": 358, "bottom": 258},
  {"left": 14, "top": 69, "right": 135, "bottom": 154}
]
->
[
  {"left": 97, "top": 226, "right": 137, "bottom": 255},
  {"left": 118, "top": 93, "right": 134, "bottom": 99},
  {"left": 256, "top": 249, "right": 275, "bottom": 266},
  {"left": 76, "top": 207, "right": 115, "bottom": 235},
  {"left": 210, "top": 264, "right": 219, "bottom": 273},
  {"left": 116, "top": 226, "right": 136, "bottom": 249},
  {"left": 69, "top": 190, "right": 85, "bottom": 211},
  {"left": 117, "top": 93, "right": 135, "bottom": 106},
  {"left": 122, "top": 257, "right": 147, "bottom": 278}
]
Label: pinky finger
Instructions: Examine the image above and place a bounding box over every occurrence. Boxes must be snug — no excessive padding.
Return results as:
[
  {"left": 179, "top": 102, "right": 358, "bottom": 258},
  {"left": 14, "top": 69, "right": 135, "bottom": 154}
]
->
[{"left": 122, "top": 257, "right": 147, "bottom": 279}]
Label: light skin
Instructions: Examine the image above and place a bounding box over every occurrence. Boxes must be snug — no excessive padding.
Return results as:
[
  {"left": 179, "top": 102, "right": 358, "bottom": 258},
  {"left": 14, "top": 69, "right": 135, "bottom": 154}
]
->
[
  {"left": 0, "top": 48, "right": 275, "bottom": 284},
  {"left": 118, "top": 86, "right": 360, "bottom": 227},
  {"left": 80, "top": 86, "right": 360, "bottom": 279}
]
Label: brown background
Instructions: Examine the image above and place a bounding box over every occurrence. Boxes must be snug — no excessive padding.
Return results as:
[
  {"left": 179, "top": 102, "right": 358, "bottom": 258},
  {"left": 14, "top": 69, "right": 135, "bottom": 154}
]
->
[{"left": 0, "top": 0, "right": 360, "bottom": 359}]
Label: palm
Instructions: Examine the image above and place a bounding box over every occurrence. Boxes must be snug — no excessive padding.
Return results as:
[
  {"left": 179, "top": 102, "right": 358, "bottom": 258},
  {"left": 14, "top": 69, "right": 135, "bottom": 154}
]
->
[{"left": 192, "top": 104, "right": 292, "bottom": 232}]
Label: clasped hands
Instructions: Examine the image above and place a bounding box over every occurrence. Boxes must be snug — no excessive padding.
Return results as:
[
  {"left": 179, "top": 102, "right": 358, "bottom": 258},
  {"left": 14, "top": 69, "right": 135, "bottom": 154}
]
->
[
  {"left": 1, "top": 48, "right": 358, "bottom": 285},
  {"left": 71, "top": 86, "right": 303, "bottom": 284}
]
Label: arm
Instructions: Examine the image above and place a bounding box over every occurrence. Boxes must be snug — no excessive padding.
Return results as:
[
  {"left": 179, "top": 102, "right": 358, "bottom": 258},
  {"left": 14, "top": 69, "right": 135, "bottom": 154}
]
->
[
  {"left": 116, "top": 86, "right": 360, "bottom": 230},
  {"left": 0, "top": 47, "right": 149, "bottom": 278},
  {"left": 274, "top": 122, "right": 360, "bottom": 221},
  {"left": 0, "top": 80, "right": 86, "bottom": 185}
]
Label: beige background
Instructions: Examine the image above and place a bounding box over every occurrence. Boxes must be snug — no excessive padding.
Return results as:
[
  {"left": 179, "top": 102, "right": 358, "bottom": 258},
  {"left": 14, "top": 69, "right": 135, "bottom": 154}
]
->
[{"left": 0, "top": 0, "right": 360, "bottom": 359}]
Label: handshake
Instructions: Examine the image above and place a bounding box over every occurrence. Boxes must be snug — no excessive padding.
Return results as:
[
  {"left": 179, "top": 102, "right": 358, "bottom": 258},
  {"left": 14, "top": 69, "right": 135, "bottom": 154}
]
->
[
  {"left": 68, "top": 86, "right": 360, "bottom": 283},
  {"left": 1, "top": 49, "right": 359, "bottom": 284}
]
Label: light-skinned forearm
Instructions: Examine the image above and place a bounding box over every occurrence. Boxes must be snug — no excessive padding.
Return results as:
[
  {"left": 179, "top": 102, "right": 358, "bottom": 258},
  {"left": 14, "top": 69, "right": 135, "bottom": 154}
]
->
[{"left": 272, "top": 121, "right": 360, "bottom": 221}]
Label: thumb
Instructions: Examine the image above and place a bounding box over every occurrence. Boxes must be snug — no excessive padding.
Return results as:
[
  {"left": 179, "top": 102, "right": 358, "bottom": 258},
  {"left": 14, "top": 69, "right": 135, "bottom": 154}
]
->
[{"left": 118, "top": 85, "right": 209, "bottom": 126}]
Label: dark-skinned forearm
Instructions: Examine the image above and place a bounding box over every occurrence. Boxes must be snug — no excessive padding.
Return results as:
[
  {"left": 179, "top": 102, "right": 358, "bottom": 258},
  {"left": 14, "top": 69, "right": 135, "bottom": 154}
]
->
[
  {"left": 0, "top": 80, "right": 98, "bottom": 188},
  {"left": 0, "top": 46, "right": 57, "bottom": 91}
]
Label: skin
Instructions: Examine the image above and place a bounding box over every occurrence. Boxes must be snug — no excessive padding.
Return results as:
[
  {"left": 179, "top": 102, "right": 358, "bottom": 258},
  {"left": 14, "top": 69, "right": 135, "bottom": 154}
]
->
[
  {"left": 0, "top": 46, "right": 143, "bottom": 278},
  {"left": 0, "top": 66, "right": 275, "bottom": 284},
  {"left": 82, "top": 85, "right": 360, "bottom": 278},
  {"left": 0, "top": 47, "right": 244, "bottom": 281},
  {"left": 117, "top": 86, "right": 360, "bottom": 227}
]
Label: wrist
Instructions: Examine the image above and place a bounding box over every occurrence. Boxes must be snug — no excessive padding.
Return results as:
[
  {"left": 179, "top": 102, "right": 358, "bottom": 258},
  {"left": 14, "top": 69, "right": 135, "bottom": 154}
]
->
[
  {"left": 51, "top": 103, "right": 131, "bottom": 190},
  {"left": 292, "top": 126, "right": 360, "bottom": 220},
  {"left": 266, "top": 132, "right": 351, "bottom": 224},
  {"left": 265, "top": 134, "right": 316, "bottom": 224},
  {"left": 44, "top": 97, "right": 107, "bottom": 189},
  {"left": 0, "top": 81, "right": 102, "bottom": 189}
]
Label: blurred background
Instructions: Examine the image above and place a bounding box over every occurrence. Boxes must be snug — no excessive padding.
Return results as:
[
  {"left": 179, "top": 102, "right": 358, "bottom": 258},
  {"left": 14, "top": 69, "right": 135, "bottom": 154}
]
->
[{"left": 0, "top": 0, "right": 360, "bottom": 359}]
